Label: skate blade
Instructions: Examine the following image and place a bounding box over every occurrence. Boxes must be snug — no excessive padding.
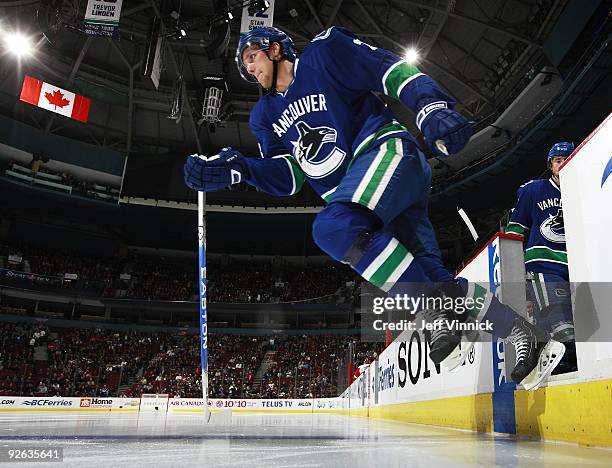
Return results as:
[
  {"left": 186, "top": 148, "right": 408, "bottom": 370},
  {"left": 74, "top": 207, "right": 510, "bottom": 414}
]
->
[
  {"left": 520, "top": 340, "right": 566, "bottom": 391},
  {"left": 444, "top": 330, "right": 479, "bottom": 372}
]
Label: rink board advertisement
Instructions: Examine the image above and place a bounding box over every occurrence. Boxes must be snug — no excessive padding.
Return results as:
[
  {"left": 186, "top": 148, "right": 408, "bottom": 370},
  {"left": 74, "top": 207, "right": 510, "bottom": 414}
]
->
[
  {"left": 0, "top": 397, "right": 336, "bottom": 414},
  {"left": 371, "top": 335, "right": 490, "bottom": 407},
  {"left": 168, "top": 398, "right": 319, "bottom": 413},
  {"left": 0, "top": 397, "right": 140, "bottom": 412},
  {"left": 169, "top": 398, "right": 347, "bottom": 413},
  {"left": 369, "top": 236, "right": 498, "bottom": 408}
]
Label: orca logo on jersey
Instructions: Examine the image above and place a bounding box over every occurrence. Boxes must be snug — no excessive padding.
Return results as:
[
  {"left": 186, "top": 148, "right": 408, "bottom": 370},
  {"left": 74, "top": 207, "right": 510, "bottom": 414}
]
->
[
  {"left": 295, "top": 121, "right": 335, "bottom": 159},
  {"left": 540, "top": 208, "right": 565, "bottom": 243},
  {"left": 291, "top": 121, "right": 346, "bottom": 179}
]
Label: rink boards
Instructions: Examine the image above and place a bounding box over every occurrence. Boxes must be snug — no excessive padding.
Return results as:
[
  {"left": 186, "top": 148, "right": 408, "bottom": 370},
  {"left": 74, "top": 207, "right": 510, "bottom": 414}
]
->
[{"left": 0, "top": 396, "right": 346, "bottom": 414}]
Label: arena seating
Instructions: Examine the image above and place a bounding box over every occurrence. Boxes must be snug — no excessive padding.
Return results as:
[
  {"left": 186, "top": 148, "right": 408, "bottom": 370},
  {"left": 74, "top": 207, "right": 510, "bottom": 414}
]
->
[
  {"left": 0, "top": 322, "right": 378, "bottom": 399},
  {"left": 0, "top": 243, "right": 358, "bottom": 303}
]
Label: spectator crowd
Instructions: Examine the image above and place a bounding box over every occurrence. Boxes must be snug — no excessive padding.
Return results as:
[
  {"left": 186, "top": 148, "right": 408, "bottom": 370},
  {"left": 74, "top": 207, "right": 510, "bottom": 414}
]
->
[
  {"left": 0, "top": 322, "right": 380, "bottom": 400},
  {"left": 0, "top": 243, "right": 358, "bottom": 304},
  {"left": 258, "top": 335, "right": 382, "bottom": 399}
]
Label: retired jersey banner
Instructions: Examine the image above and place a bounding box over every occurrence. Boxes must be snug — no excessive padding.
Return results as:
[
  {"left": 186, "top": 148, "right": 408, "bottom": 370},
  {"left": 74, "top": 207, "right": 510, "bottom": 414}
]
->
[
  {"left": 20, "top": 75, "right": 91, "bottom": 123},
  {"left": 240, "top": 0, "right": 275, "bottom": 34},
  {"left": 84, "top": 0, "right": 124, "bottom": 37}
]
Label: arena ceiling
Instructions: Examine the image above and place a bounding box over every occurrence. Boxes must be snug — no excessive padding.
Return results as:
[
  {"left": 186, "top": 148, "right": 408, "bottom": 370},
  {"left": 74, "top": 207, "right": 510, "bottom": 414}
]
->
[{"left": 0, "top": 0, "right": 568, "bottom": 160}]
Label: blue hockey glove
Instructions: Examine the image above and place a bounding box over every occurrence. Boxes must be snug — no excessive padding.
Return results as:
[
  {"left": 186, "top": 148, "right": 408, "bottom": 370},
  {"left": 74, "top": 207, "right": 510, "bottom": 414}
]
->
[
  {"left": 184, "top": 147, "right": 249, "bottom": 192},
  {"left": 416, "top": 101, "right": 473, "bottom": 157}
]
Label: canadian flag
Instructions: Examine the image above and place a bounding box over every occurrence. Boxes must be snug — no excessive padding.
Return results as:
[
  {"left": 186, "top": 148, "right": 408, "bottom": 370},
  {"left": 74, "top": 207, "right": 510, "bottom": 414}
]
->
[{"left": 19, "top": 75, "right": 91, "bottom": 123}]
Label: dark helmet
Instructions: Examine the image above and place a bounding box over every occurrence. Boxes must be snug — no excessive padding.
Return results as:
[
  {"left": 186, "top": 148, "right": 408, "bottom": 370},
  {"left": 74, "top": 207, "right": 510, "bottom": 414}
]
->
[
  {"left": 235, "top": 27, "right": 296, "bottom": 83},
  {"left": 548, "top": 141, "right": 574, "bottom": 162}
]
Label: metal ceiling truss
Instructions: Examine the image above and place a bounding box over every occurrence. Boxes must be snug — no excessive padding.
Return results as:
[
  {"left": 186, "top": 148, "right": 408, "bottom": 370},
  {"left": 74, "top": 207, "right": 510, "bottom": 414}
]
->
[
  {"left": 325, "top": 0, "right": 344, "bottom": 29},
  {"left": 392, "top": 0, "right": 543, "bottom": 48},
  {"left": 329, "top": 1, "right": 492, "bottom": 108},
  {"left": 416, "top": 0, "right": 453, "bottom": 57},
  {"left": 107, "top": 38, "right": 142, "bottom": 157},
  {"left": 303, "top": 0, "right": 325, "bottom": 31},
  {"left": 122, "top": 3, "right": 152, "bottom": 18},
  {"left": 438, "top": 34, "right": 496, "bottom": 75}
]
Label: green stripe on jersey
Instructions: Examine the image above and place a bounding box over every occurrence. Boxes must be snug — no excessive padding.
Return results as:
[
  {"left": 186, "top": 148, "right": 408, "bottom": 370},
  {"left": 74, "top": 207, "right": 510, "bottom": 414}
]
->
[
  {"left": 287, "top": 156, "right": 305, "bottom": 194},
  {"left": 321, "top": 186, "right": 337, "bottom": 202},
  {"left": 525, "top": 246, "right": 568, "bottom": 265},
  {"left": 506, "top": 223, "right": 527, "bottom": 236},
  {"left": 384, "top": 62, "right": 422, "bottom": 100},
  {"left": 356, "top": 139, "right": 397, "bottom": 207},
  {"left": 468, "top": 283, "right": 488, "bottom": 320},
  {"left": 533, "top": 273, "right": 548, "bottom": 307},
  {"left": 369, "top": 242, "right": 411, "bottom": 288},
  {"left": 552, "top": 326, "right": 575, "bottom": 342},
  {"left": 348, "top": 121, "right": 408, "bottom": 171}
]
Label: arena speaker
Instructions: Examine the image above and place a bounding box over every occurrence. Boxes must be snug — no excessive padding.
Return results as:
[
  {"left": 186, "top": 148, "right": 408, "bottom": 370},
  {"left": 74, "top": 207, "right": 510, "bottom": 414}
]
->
[{"left": 141, "top": 16, "right": 163, "bottom": 90}]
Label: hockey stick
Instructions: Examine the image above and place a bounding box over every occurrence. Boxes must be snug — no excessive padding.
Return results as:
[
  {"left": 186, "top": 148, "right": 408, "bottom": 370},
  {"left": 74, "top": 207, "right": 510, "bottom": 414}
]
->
[
  {"left": 457, "top": 207, "right": 479, "bottom": 242},
  {"left": 198, "top": 191, "right": 211, "bottom": 423}
]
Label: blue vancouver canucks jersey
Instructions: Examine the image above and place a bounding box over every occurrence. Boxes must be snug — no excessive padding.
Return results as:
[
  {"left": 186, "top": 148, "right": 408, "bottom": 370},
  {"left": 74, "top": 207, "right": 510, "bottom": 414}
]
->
[
  {"left": 507, "top": 178, "right": 568, "bottom": 277},
  {"left": 241, "top": 27, "right": 456, "bottom": 201}
]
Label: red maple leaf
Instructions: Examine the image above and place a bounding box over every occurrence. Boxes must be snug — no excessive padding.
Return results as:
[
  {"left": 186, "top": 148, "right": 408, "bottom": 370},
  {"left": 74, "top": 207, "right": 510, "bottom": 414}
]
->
[{"left": 44, "top": 89, "right": 70, "bottom": 109}]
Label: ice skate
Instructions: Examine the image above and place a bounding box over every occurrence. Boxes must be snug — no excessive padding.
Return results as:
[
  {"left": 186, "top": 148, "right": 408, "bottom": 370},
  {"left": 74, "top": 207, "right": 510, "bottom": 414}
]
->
[
  {"left": 423, "top": 308, "right": 478, "bottom": 371},
  {"left": 551, "top": 340, "right": 577, "bottom": 375},
  {"left": 423, "top": 307, "right": 459, "bottom": 364},
  {"left": 447, "top": 319, "right": 480, "bottom": 373},
  {"left": 508, "top": 315, "right": 565, "bottom": 390}
]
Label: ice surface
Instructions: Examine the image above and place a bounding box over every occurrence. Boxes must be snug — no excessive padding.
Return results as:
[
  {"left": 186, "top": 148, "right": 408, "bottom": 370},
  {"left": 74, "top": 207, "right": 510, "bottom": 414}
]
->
[{"left": 0, "top": 412, "right": 609, "bottom": 467}]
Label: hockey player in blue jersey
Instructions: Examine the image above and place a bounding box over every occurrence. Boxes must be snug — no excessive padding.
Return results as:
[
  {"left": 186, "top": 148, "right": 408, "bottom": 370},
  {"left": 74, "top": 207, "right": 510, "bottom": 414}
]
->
[
  {"left": 184, "top": 26, "right": 564, "bottom": 389},
  {"left": 507, "top": 142, "right": 577, "bottom": 373}
]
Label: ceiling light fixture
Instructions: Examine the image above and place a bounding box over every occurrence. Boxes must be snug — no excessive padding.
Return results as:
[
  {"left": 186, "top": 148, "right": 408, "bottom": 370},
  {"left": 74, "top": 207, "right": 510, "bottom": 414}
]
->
[
  {"left": 4, "top": 32, "right": 32, "bottom": 57},
  {"left": 404, "top": 47, "right": 419, "bottom": 64}
]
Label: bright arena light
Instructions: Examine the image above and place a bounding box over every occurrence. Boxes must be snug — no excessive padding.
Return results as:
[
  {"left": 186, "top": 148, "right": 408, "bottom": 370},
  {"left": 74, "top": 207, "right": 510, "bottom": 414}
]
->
[
  {"left": 404, "top": 47, "right": 419, "bottom": 64},
  {"left": 4, "top": 31, "right": 32, "bottom": 57}
]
